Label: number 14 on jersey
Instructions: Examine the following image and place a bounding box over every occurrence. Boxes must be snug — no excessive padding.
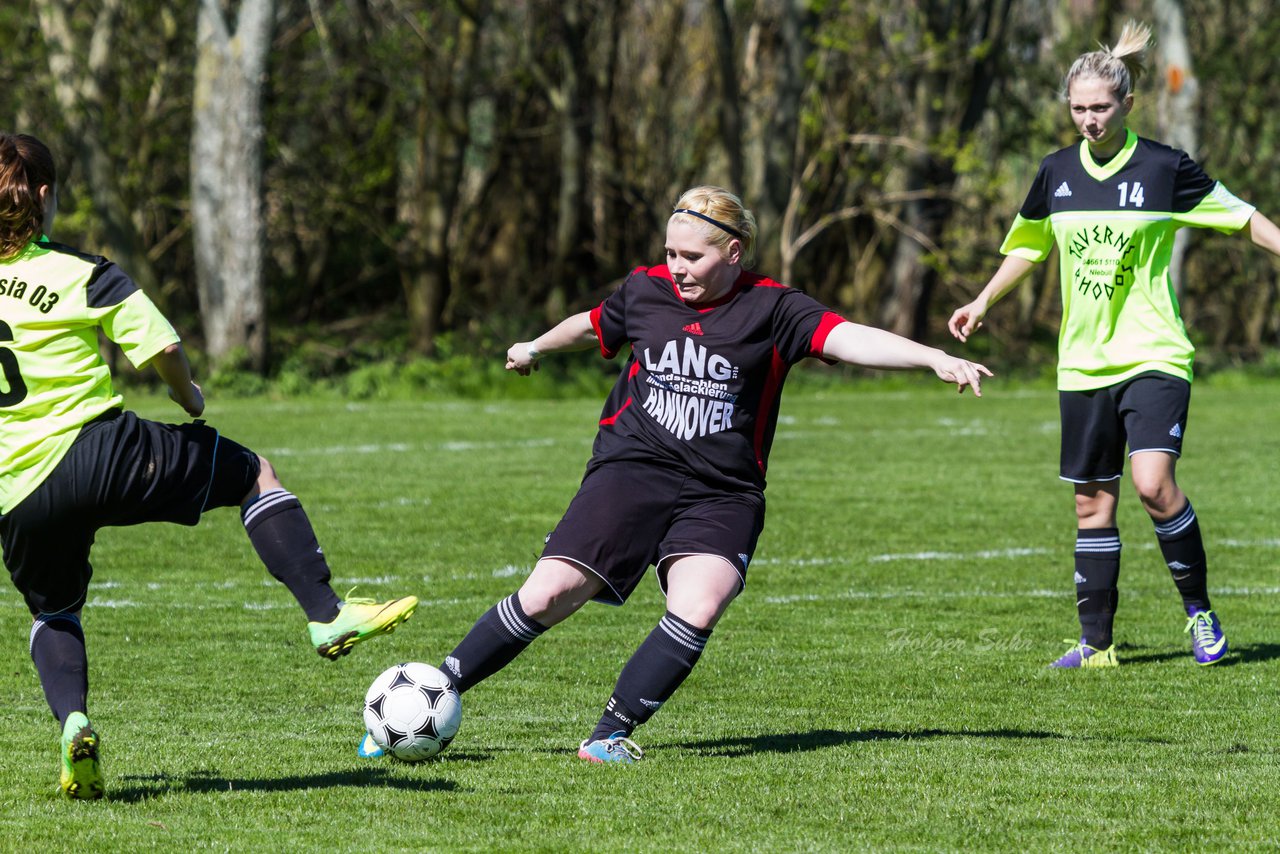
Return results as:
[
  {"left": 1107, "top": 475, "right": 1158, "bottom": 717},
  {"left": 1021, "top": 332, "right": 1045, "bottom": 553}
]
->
[{"left": 1117, "top": 181, "right": 1145, "bottom": 208}]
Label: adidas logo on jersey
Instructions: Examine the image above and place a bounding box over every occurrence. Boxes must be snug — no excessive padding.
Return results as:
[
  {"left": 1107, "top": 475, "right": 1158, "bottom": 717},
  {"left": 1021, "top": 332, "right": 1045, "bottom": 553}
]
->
[
  {"left": 1169, "top": 423, "right": 1183, "bottom": 438},
  {"left": 683, "top": 322, "right": 704, "bottom": 336},
  {"left": 1054, "top": 181, "right": 1072, "bottom": 198}
]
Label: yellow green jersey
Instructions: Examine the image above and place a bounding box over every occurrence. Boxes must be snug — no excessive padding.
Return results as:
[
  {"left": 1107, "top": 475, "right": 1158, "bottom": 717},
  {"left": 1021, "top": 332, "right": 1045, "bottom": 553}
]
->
[
  {"left": 1001, "top": 130, "right": 1255, "bottom": 390},
  {"left": 0, "top": 238, "right": 179, "bottom": 513}
]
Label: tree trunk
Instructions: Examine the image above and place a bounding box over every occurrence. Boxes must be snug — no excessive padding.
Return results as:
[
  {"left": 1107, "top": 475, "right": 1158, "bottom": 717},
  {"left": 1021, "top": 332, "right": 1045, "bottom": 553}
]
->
[
  {"left": 710, "top": 0, "right": 744, "bottom": 193},
  {"left": 191, "top": 0, "right": 273, "bottom": 371},
  {"left": 1154, "top": 0, "right": 1197, "bottom": 300},
  {"left": 35, "top": 0, "right": 161, "bottom": 298}
]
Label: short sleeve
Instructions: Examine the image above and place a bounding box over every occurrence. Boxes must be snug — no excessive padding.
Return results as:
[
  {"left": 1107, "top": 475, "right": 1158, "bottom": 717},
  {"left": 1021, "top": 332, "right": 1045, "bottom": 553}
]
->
[
  {"left": 1171, "top": 153, "right": 1255, "bottom": 232},
  {"left": 1000, "top": 161, "right": 1055, "bottom": 262},
  {"left": 97, "top": 289, "right": 180, "bottom": 368},
  {"left": 773, "top": 289, "right": 840, "bottom": 365},
  {"left": 590, "top": 278, "right": 631, "bottom": 359}
]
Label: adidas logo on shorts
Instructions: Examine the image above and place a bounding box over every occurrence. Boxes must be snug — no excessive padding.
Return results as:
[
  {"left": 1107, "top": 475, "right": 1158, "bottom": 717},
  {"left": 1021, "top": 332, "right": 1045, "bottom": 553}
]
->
[
  {"left": 1169, "top": 423, "right": 1183, "bottom": 438},
  {"left": 1054, "top": 181, "right": 1072, "bottom": 198}
]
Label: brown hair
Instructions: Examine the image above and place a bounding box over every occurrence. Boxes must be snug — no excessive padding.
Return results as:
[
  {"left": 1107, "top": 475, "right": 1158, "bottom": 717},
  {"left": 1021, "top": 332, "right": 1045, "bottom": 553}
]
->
[
  {"left": 1062, "top": 20, "right": 1152, "bottom": 102},
  {"left": 670, "top": 185, "right": 758, "bottom": 268},
  {"left": 0, "top": 133, "right": 57, "bottom": 259}
]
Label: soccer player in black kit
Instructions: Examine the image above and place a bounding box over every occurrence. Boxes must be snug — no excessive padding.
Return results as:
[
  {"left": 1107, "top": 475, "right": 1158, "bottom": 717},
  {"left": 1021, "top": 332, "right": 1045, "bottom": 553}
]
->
[{"left": 361, "top": 185, "right": 991, "bottom": 763}]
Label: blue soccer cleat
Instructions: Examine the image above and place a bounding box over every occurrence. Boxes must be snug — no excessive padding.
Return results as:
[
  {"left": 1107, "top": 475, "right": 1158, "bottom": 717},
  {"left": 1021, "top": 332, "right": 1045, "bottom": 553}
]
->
[
  {"left": 577, "top": 730, "right": 643, "bottom": 764},
  {"left": 1049, "top": 638, "right": 1118, "bottom": 668},
  {"left": 1185, "top": 609, "right": 1228, "bottom": 665},
  {"left": 358, "top": 730, "right": 385, "bottom": 759}
]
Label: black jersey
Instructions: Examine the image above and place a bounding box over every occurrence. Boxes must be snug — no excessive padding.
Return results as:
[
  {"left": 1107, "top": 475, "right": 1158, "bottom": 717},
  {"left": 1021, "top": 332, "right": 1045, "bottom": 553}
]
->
[{"left": 587, "top": 265, "right": 844, "bottom": 492}]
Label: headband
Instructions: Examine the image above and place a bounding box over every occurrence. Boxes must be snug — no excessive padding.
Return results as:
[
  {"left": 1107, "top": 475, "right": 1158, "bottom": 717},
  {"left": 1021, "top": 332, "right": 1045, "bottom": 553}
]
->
[{"left": 672, "top": 208, "right": 744, "bottom": 239}]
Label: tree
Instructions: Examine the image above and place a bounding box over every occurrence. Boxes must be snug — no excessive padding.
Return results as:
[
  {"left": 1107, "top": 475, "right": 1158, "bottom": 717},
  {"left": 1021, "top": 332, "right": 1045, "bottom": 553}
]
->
[{"left": 192, "top": 0, "right": 275, "bottom": 370}]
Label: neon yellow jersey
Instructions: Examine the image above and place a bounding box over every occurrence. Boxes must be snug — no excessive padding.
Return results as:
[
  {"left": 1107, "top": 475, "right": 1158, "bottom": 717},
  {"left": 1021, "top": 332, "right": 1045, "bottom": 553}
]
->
[
  {"left": 1001, "top": 130, "right": 1255, "bottom": 390},
  {"left": 0, "top": 238, "right": 179, "bottom": 512}
]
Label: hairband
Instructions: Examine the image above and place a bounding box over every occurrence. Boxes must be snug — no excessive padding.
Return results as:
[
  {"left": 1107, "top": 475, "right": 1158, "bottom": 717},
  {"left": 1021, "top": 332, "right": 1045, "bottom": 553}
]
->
[{"left": 672, "top": 208, "right": 744, "bottom": 239}]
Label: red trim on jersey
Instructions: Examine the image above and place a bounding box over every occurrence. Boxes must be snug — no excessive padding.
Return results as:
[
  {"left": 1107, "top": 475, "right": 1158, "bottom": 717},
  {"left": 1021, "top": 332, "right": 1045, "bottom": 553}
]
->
[
  {"left": 599, "top": 361, "right": 641, "bottom": 425},
  {"left": 589, "top": 304, "right": 619, "bottom": 359},
  {"left": 599, "top": 397, "right": 633, "bottom": 426},
  {"left": 753, "top": 347, "right": 789, "bottom": 473},
  {"left": 810, "top": 312, "right": 847, "bottom": 356}
]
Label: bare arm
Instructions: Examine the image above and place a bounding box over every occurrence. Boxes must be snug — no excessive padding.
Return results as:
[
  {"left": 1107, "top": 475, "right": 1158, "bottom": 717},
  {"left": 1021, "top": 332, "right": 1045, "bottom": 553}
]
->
[
  {"left": 506, "top": 311, "right": 599, "bottom": 375},
  {"left": 947, "top": 254, "right": 1038, "bottom": 342},
  {"left": 1245, "top": 210, "right": 1280, "bottom": 258},
  {"left": 820, "top": 321, "right": 992, "bottom": 397},
  {"left": 147, "top": 342, "right": 205, "bottom": 417}
]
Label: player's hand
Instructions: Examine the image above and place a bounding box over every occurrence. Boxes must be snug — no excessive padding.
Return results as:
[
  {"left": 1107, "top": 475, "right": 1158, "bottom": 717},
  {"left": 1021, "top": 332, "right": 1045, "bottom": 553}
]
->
[
  {"left": 947, "top": 300, "right": 988, "bottom": 343},
  {"left": 505, "top": 342, "right": 541, "bottom": 376},
  {"left": 932, "top": 355, "right": 992, "bottom": 397},
  {"left": 169, "top": 381, "right": 205, "bottom": 417}
]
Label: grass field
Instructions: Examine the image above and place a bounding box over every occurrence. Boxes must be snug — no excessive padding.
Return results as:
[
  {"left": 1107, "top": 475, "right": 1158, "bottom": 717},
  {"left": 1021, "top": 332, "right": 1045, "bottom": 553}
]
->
[{"left": 2, "top": 380, "right": 1279, "bottom": 850}]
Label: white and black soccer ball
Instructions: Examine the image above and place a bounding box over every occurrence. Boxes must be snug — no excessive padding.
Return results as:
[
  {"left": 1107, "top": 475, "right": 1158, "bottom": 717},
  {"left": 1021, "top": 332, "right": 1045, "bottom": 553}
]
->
[{"left": 363, "top": 662, "right": 462, "bottom": 761}]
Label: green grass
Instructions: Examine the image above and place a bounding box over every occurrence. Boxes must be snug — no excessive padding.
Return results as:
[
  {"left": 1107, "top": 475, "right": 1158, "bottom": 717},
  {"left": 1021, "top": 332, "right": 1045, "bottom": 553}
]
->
[{"left": 3, "top": 382, "right": 1280, "bottom": 850}]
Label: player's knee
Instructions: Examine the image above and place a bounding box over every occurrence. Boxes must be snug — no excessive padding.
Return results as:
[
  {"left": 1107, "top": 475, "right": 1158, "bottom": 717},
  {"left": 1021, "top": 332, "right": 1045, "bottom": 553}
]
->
[
  {"left": 1132, "top": 476, "right": 1177, "bottom": 516},
  {"left": 255, "top": 455, "right": 282, "bottom": 490},
  {"left": 518, "top": 563, "right": 598, "bottom": 625}
]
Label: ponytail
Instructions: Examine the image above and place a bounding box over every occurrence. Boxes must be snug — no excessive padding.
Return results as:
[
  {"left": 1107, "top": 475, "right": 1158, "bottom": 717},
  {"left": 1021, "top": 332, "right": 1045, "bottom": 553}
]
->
[
  {"left": 0, "top": 133, "right": 57, "bottom": 259},
  {"left": 1062, "top": 20, "right": 1152, "bottom": 101}
]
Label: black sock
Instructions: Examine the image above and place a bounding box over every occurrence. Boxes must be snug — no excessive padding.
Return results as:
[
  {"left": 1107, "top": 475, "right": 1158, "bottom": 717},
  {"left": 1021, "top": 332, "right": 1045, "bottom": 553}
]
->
[
  {"left": 590, "top": 612, "right": 711, "bottom": 742},
  {"left": 1074, "top": 528, "right": 1121, "bottom": 649},
  {"left": 1154, "top": 501, "right": 1210, "bottom": 613},
  {"left": 241, "top": 489, "right": 341, "bottom": 623},
  {"left": 441, "top": 594, "right": 547, "bottom": 693},
  {"left": 30, "top": 614, "right": 88, "bottom": 725}
]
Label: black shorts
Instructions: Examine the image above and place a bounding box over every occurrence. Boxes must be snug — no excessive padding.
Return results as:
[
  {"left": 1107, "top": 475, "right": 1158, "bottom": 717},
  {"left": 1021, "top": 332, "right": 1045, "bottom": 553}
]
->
[
  {"left": 542, "top": 460, "right": 765, "bottom": 605},
  {"left": 0, "top": 409, "right": 261, "bottom": 615},
  {"left": 1059, "top": 371, "right": 1191, "bottom": 483}
]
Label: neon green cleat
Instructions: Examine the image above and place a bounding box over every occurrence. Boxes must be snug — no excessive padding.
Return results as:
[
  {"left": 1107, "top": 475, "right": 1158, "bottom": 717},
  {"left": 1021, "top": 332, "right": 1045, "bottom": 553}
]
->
[
  {"left": 1049, "top": 638, "right": 1118, "bottom": 668},
  {"left": 59, "top": 712, "right": 104, "bottom": 800},
  {"left": 308, "top": 595, "right": 418, "bottom": 660}
]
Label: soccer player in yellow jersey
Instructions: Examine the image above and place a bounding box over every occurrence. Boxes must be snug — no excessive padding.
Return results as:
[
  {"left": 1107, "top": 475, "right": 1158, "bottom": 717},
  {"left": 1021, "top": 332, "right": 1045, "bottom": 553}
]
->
[
  {"left": 949, "top": 23, "right": 1280, "bottom": 668},
  {"left": 0, "top": 133, "right": 417, "bottom": 799}
]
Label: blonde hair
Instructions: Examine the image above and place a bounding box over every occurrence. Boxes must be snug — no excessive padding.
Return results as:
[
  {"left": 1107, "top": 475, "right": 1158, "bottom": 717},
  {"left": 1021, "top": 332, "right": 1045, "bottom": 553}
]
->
[
  {"left": 1062, "top": 20, "right": 1152, "bottom": 101},
  {"left": 669, "top": 185, "right": 758, "bottom": 268}
]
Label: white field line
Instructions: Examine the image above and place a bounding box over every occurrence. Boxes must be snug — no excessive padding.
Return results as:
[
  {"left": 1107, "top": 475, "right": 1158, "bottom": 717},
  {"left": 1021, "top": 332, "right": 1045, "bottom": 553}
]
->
[
  {"left": 12, "top": 538, "right": 1271, "bottom": 608},
  {"left": 262, "top": 437, "right": 570, "bottom": 458}
]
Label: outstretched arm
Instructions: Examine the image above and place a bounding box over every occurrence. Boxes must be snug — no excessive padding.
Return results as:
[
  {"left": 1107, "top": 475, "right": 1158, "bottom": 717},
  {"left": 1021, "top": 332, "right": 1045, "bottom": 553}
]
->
[
  {"left": 147, "top": 343, "right": 205, "bottom": 417},
  {"left": 947, "top": 255, "right": 1038, "bottom": 342},
  {"left": 820, "top": 322, "right": 992, "bottom": 396},
  {"left": 1245, "top": 210, "right": 1280, "bottom": 258},
  {"left": 506, "top": 311, "right": 599, "bottom": 375}
]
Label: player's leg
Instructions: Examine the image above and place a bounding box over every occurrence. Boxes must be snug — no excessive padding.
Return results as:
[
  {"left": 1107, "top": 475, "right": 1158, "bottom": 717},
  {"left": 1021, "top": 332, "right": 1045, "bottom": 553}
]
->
[
  {"left": 1052, "top": 387, "right": 1124, "bottom": 668},
  {"left": 30, "top": 612, "right": 103, "bottom": 800},
  {"left": 578, "top": 555, "right": 740, "bottom": 764},
  {"left": 2, "top": 476, "right": 103, "bottom": 799},
  {"left": 579, "top": 484, "right": 760, "bottom": 763},
  {"left": 441, "top": 558, "right": 604, "bottom": 693},
  {"left": 231, "top": 451, "right": 416, "bottom": 659},
  {"left": 1123, "top": 376, "right": 1225, "bottom": 664}
]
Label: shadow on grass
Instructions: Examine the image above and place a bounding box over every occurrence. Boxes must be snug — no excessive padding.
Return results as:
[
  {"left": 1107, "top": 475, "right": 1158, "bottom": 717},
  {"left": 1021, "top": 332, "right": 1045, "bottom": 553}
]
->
[
  {"left": 1114, "top": 641, "right": 1280, "bottom": 667},
  {"left": 109, "top": 767, "right": 458, "bottom": 803},
  {"left": 669, "top": 727, "right": 1068, "bottom": 757}
]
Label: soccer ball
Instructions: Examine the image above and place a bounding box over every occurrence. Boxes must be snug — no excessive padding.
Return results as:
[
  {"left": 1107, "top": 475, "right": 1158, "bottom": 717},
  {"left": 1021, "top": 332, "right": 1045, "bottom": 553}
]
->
[{"left": 363, "top": 662, "right": 462, "bottom": 761}]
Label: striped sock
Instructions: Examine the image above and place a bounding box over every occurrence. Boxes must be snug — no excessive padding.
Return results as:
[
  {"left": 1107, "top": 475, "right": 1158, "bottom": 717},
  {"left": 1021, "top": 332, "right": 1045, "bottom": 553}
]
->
[
  {"left": 441, "top": 594, "right": 547, "bottom": 693},
  {"left": 1074, "top": 528, "right": 1121, "bottom": 649},
  {"left": 1154, "top": 501, "right": 1210, "bottom": 613},
  {"left": 590, "top": 612, "right": 711, "bottom": 742},
  {"left": 241, "top": 488, "right": 340, "bottom": 623}
]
